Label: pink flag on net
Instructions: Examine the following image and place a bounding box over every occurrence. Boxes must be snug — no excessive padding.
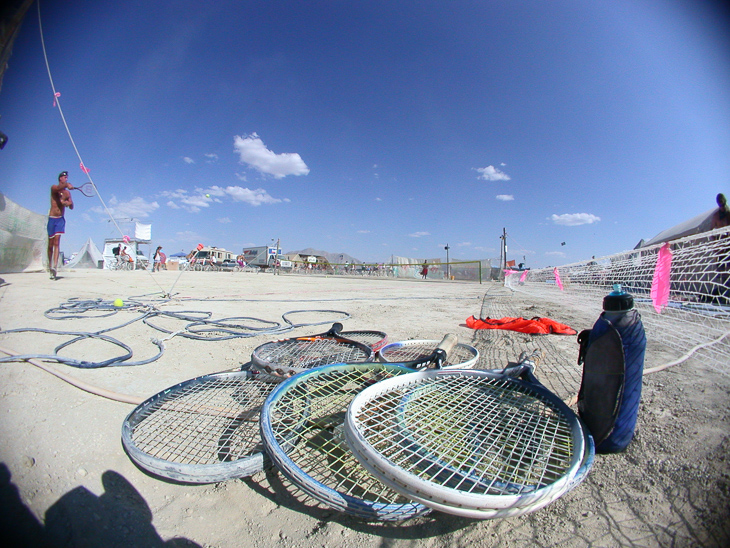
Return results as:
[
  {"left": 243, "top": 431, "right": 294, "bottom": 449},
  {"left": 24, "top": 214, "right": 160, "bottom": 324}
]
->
[
  {"left": 52, "top": 92, "right": 60, "bottom": 107},
  {"left": 520, "top": 270, "right": 528, "bottom": 283},
  {"left": 651, "top": 242, "right": 672, "bottom": 313},
  {"left": 554, "top": 267, "right": 564, "bottom": 290}
]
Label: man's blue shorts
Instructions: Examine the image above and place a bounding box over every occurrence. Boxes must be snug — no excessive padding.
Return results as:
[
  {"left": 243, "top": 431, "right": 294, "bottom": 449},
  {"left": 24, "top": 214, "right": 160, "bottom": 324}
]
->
[{"left": 47, "top": 216, "right": 66, "bottom": 237}]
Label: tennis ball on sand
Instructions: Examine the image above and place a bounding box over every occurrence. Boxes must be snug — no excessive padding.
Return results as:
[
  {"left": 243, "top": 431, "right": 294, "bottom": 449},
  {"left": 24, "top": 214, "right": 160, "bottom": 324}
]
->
[{"left": 113, "top": 298, "right": 124, "bottom": 308}]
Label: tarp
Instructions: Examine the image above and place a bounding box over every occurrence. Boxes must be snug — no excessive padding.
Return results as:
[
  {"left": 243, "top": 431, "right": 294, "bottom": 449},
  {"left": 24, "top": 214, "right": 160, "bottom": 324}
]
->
[
  {"left": 0, "top": 191, "right": 46, "bottom": 273},
  {"left": 67, "top": 237, "right": 103, "bottom": 268},
  {"left": 466, "top": 316, "right": 577, "bottom": 335},
  {"left": 135, "top": 222, "right": 151, "bottom": 241},
  {"left": 635, "top": 208, "right": 715, "bottom": 248}
]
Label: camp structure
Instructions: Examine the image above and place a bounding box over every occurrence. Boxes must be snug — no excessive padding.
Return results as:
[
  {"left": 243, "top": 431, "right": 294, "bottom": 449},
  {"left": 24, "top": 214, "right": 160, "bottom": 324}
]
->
[
  {"left": 635, "top": 208, "right": 715, "bottom": 248},
  {"left": 66, "top": 237, "right": 103, "bottom": 269}
]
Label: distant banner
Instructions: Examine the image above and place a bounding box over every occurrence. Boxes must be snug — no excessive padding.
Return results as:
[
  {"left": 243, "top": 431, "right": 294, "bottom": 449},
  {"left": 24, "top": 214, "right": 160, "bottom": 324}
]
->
[{"left": 135, "top": 222, "right": 151, "bottom": 240}]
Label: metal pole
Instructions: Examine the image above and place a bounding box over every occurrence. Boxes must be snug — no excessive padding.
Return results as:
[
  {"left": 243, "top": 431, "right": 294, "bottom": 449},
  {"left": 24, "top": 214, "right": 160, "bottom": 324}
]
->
[{"left": 445, "top": 244, "right": 450, "bottom": 280}]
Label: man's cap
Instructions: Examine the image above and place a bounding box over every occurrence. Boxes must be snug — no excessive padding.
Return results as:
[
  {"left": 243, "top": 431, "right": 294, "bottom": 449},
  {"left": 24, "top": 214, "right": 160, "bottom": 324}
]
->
[{"left": 58, "top": 171, "right": 68, "bottom": 180}]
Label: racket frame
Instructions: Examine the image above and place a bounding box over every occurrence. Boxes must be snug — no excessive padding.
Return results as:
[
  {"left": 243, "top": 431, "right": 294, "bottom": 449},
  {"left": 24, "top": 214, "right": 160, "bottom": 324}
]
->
[
  {"left": 250, "top": 323, "right": 375, "bottom": 377},
  {"left": 122, "top": 369, "right": 280, "bottom": 483},
  {"left": 378, "top": 338, "right": 479, "bottom": 370},
  {"left": 71, "top": 182, "right": 95, "bottom": 197},
  {"left": 259, "top": 362, "right": 431, "bottom": 521},
  {"left": 344, "top": 368, "right": 591, "bottom": 519},
  {"left": 339, "top": 330, "right": 389, "bottom": 352}
]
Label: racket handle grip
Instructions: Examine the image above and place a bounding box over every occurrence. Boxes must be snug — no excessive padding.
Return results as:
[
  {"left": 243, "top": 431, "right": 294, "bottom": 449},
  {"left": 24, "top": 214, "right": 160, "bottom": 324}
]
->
[{"left": 436, "top": 333, "right": 458, "bottom": 356}]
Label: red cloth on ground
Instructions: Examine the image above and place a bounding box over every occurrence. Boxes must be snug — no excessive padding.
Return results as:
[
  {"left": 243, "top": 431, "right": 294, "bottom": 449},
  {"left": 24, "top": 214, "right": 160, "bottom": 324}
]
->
[{"left": 465, "top": 316, "right": 577, "bottom": 335}]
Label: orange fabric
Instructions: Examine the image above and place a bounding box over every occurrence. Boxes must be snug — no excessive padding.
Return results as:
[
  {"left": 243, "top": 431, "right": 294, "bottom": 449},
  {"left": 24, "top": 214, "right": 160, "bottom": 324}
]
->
[{"left": 465, "top": 315, "right": 577, "bottom": 335}]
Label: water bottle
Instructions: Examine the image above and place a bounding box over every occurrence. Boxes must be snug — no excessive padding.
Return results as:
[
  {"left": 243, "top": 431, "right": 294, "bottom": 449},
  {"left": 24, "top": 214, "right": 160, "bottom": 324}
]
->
[{"left": 578, "top": 284, "right": 647, "bottom": 453}]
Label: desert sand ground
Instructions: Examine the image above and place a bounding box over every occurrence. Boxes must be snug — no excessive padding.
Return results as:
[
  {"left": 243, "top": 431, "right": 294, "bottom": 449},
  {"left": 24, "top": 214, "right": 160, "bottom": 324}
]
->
[{"left": 0, "top": 268, "right": 728, "bottom": 547}]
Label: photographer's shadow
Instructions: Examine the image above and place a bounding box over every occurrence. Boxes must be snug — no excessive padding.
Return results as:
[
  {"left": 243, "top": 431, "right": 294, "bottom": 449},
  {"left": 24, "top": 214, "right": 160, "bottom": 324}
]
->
[{"left": 1, "top": 463, "right": 199, "bottom": 547}]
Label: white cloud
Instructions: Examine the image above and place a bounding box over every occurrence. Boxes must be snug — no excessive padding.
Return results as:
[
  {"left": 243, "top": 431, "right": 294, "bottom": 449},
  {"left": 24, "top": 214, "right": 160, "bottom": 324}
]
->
[
  {"left": 183, "top": 157, "right": 195, "bottom": 164},
  {"left": 375, "top": 197, "right": 382, "bottom": 201},
  {"left": 224, "top": 185, "right": 282, "bottom": 206},
  {"left": 233, "top": 133, "right": 309, "bottom": 179},
  {"left": 496, "top": 194, "right": 514, "bottom": 201},
  {"left": 93, "top": 196, "right": 159, "bottom": 218},
  {"left": 409, "top": 231, "right": 430, "bottom": 238},
  {"left": 475, "top": 165, "right": 511, "bottom": 181},
  {"left": 175, "top": 230, "right": 200, "bottom": 242},
  {"left": 205, "top": 153, "right": 219, "bottom": 163},
  {"left": 161, "top": 185, "right": 282, "bottom": 210},
  {"left": 357, "top": 230, "right": 370, "bottom": 234},
  {"left": 217, "top": 217, "right": 231, "bottom": 223},
  {"left": 457, "top": 242, "right": 471, "bottom": 247},
  {"left": 546, "top": 251, "right": 567, "bottom": 257},
  {"left": 549, "top": 213, "right": 601, "bottom": 226}
]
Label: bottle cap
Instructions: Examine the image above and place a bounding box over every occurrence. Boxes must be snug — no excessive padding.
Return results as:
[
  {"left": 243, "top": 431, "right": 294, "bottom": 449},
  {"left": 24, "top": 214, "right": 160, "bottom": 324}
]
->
[{"left": 603, "top": 284, "right": 634, "bottom": 311}]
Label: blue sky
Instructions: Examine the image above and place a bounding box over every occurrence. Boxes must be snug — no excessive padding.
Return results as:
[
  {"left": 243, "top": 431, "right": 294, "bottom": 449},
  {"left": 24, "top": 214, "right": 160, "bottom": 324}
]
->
[{"left": 1, "top": 0, "right": 728, "bottom": 267}]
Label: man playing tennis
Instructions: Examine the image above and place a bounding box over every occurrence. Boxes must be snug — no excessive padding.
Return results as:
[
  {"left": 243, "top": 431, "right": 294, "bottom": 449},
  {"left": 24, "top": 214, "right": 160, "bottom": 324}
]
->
[{"left": 47, "top": 170, "right": 74, "bottom": 280}]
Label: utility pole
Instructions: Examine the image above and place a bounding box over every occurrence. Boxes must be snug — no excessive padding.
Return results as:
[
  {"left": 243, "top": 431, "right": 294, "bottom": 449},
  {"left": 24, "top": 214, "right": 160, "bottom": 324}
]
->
[
  {"left": 500, "top": 228, "right": 507, "bottom": 279},
  {"left": 444, "top": 244, "right": 450, "bottom": 280},
  {"left": 275, "top": 238, "right": 280, "bottom": 275}
]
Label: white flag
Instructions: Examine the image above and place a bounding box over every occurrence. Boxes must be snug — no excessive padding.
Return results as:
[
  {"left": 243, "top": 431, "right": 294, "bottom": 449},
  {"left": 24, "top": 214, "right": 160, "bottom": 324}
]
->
[{"left": 135, "top": 222, "right": 151, "bottom": 240}]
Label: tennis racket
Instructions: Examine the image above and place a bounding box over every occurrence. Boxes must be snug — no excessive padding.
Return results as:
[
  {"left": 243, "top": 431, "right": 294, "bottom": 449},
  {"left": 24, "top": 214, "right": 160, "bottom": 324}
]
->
[
  {"left": 70, "top": 182, "right": 95, "bottom": 197},
  {"left": 250, "top": 323, "right": 374, "bottom": 378},
  {"left": 378, "top": 338, "right": 479, "bottom": 369},
  {"left": 258, "top": 334, "right": 458, "bottom": 519},
  {"left": 122, "top": 369, "right": 281, "bottom": 483},
  {"left": 339, "top": 329, "right": 388, "bottom": 352},
  {"left": 344, "top": 362, "right": 594, "bottom": 519}
]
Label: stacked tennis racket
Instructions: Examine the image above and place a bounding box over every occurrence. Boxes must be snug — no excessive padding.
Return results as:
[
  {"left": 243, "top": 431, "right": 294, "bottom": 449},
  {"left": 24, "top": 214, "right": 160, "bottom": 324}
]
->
[
  {"left": 122, "top": 323, "right": 385, "bottom": 482},
  {"left": 122, "top": 323, "right": 593, "bottom": 520}
]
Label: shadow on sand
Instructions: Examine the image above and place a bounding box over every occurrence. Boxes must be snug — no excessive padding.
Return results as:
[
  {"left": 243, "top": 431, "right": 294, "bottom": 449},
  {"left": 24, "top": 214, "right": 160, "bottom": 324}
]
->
[{"left": 0, "top": 463, "right": 200, "bottom": 547}]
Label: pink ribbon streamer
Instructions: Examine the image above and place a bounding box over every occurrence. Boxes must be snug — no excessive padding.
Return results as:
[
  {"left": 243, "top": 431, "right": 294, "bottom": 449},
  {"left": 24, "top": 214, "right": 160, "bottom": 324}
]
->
[
  {"left": 80, "top": 162, "right": 90, "bottom": 174},
  {"left": 123, "top": 235, "right": 130, "bottom": 243},
  {"left": 554, "top": 267, "right": 564, "bottom": 290},
  {"left": 52, "top": 92, "right": 60, "bottom": 107},
  {"left": 650, "top": 242, "right": 672, "bottom": 313},
  {"left": 520, "top": 270, "right": 528, "bottom": 283}
]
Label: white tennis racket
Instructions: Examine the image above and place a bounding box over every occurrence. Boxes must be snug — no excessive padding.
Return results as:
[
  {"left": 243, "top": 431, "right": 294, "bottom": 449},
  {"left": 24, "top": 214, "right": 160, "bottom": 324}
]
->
[
  {"left": 378, "top": 338, "right": 479, "bottom": 369},
  {"left": 122, "top": 369, "right": 280, "bottom": 483},
  {"left": 344, "top": 365, "right": 594, "bottom": 519},
  {"left": 258, "top": 335, "right": 458, "bottom": 520}
]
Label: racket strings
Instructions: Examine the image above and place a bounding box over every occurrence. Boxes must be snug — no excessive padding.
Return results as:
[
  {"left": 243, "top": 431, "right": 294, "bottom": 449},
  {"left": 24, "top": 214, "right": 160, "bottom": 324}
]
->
[
  {"left": 254, "top": 337, "right": 372, "bottom": 374},
  {"left": 130, "top": 377, "right": 273, "bottom": 465},
  {"left": 340, "top": 330, "right": 388, "bottom": 352},
  {"left": 265, "top": 366, "right": 418, "bottom": 508},
  {"left": 351, "top": 374, "right": 576, "bottom": 496}
]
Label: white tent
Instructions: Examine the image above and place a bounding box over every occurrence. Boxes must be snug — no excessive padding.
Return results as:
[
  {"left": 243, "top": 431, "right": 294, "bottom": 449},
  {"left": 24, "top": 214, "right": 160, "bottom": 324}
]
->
[
  {"left": 635, "top": 208, "right": 715, "bottom": 248},
  {"left": 66, "top": 237, "right": 103, "bottom": 268}
]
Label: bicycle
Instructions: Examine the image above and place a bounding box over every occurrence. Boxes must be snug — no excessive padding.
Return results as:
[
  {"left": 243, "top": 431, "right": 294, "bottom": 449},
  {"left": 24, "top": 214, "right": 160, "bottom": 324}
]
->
[{"left": 110, "top": 257, "right": 133, "bottom": 271}]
